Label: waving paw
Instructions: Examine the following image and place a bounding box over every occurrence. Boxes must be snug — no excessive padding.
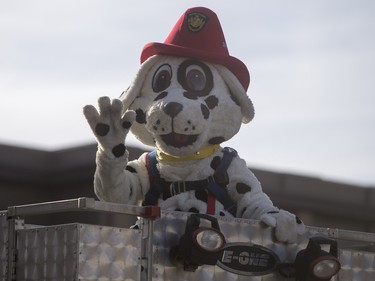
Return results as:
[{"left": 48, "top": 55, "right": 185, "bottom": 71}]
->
[{"left": 83, "top": 96, "right": 135, "bottom": 158}]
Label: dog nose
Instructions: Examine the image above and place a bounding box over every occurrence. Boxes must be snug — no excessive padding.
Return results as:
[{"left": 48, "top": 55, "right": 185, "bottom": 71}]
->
[{"left": 163, "top": 102, "right": 183, "bottom": 118}]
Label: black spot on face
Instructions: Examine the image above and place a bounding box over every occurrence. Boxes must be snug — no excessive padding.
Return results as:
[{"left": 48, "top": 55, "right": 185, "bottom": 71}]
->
[
  {"left": 236, "top": 183, "right": 252, "bottom": 194},
  {"left": 204, "top": 95, "right": 219, "bottom": 109},
  {"left": 154, "top": 91, "right": 168, "bottom": 101},
  {"left": 126, "top": 166, "right": 137, "bottom": 173},
  {"left": 219, "top": 211, "right": 226, "bottom": 217},
  {"left": 183, "top": 91, "right": 198, "bottom": 100},
  {"left": 209, "top": 137, "right": 225, "bottom": 145},
  {"left": 112, "top": 143, "right": 126, "bottom": 158},
  {"left": 135, "top": 109, "right": 146, "bottom": 124},
  {"left": 210, "top": 156, "right": 222, "bottom": 170},
  {"left": 201, "top": 104, "right": 210, "bottom": 119},
  {"left": 195, "top": 189, "right": 208, "bottom": 203},
  {"left": 95, "top": 123, "right": 110, "bottom": 136},
  {"left": 122, "top": 121, "right": 132, "bottom": 129}
]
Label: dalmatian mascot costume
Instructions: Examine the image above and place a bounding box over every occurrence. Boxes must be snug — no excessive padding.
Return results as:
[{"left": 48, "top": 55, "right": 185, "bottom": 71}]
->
[{"left": 84, "top": 7, "right": 305, "bottom": 243}]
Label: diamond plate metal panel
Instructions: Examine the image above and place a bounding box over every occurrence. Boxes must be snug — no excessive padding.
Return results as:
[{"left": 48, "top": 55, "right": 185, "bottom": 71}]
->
[
  {"left": 6, "top": 201, "right": 375, "bottom": 281},
  {"left": 339, "top": 249, "right": 375, "bottom": 280},
  {"left": 78, "top": 224, "right": 142, "bottom": 281},
  {"left": 152, "top": 211, "right": 375, "bottom": 281},
  {"left": 16, "top": 223, "right": 142, "bottom": 281},
  {"left": 16, "top": 224, "right": 79, "bottom": 281}
]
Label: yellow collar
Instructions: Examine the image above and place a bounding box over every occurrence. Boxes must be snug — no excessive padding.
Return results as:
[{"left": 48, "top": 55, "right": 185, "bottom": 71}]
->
[{"left": 157, "top": 145, "right": 221, "bottom": 162}]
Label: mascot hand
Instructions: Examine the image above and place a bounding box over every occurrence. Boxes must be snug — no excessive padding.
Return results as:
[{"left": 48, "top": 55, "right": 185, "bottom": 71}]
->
[
  {"left": 260, "top": 209, "right": 306, "bottom": 243},
  {"left": 83, "top": 96, "right": 135, "bottom": 159}
]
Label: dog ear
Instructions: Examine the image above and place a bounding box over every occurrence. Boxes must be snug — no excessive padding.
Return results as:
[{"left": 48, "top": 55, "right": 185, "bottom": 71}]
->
[
  {"left": 120, "top": 55, "right": 160, "bottom": 111},
  {"left": 214, "top": 64, "right": 255, "bottom": 124}
]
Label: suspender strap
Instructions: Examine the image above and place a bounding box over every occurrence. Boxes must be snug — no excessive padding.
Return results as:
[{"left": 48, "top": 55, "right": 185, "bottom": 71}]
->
[
  {"left": 143, "top": 147, "right": 238, "bottom": 216},
  {"left": 163, "top": 178, "right": 209, "bottom": 199},
  {"left": 146, "top": 150, "right": 159, "bottom": 180},
  {"left": 142, "top": 150, "right": 162, "bottom": 206},
  {"left": 206, "top": 147, "right": 237, "bottom": 216}
]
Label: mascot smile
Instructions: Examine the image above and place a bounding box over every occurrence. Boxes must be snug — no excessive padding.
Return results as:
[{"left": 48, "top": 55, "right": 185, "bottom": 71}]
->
[{"left": 84, "top": 7, "right": 305, "bottom": 243}]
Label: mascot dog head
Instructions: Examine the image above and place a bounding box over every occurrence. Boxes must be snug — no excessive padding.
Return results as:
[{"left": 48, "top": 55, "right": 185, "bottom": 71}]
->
[{"left": 121, "top": 7, "right": 254, "bottom": 157}]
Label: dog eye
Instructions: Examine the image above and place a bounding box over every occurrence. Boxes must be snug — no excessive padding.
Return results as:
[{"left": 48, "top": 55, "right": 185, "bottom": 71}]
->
[
  {"left": 152, "top": 64, "right": 172, "bottom": 92},
  {"left": 177, "top": 60, "right": 213, "bottom": 96},
  {"left": 186, "top": 66, "right": 206, "bottom": 92}
]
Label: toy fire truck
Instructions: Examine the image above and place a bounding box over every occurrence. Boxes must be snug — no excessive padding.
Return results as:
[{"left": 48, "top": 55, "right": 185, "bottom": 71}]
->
[{"left": 1, "top": 197, "right": 374, "bottom": 280}]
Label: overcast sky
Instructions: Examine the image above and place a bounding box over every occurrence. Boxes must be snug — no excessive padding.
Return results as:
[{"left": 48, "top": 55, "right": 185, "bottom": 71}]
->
[{"left": 1, "top": 0, "right": 374, "bottom": 187}]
